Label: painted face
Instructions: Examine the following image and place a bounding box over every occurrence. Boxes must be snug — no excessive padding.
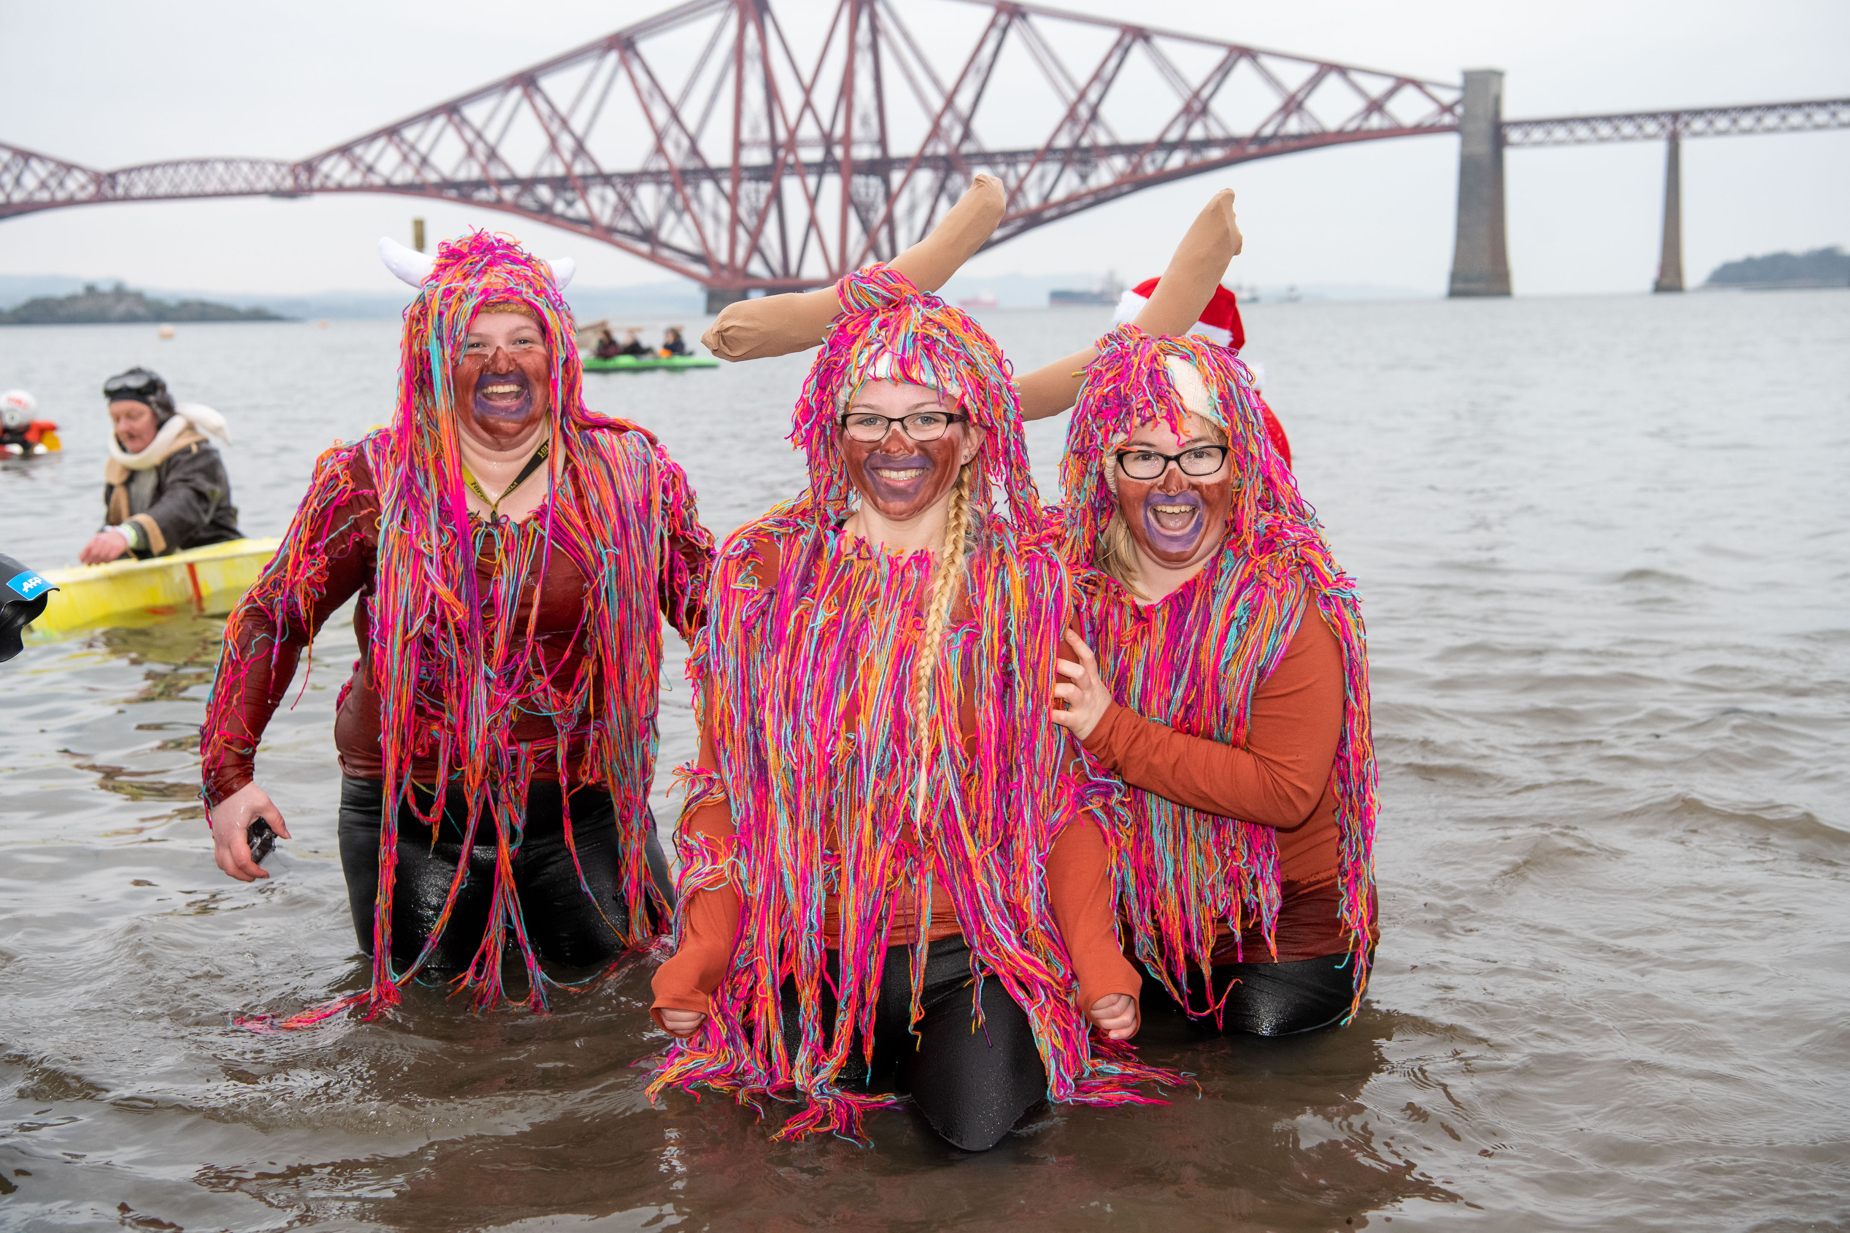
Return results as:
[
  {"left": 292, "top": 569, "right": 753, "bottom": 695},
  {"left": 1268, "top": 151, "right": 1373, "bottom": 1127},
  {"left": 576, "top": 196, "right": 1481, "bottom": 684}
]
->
[
  {"left": 453, "top": 310, "right": 551, "bottom": 446},
  {"left": 108, "top": 400, "right": 160, "bottom": 453},
  {"left": 1112, "top": 411, "right": 1235, "bottom": 572},
  {"left": 839, "top": 378, "right": 983, "bottom": 522}
]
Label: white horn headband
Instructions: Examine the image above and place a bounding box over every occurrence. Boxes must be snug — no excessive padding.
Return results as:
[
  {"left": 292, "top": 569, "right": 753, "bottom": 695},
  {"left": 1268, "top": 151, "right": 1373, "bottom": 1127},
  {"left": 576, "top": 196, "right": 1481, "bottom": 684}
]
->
[{"left": 377, "top": 236, "right": 576, "bottom": 291}]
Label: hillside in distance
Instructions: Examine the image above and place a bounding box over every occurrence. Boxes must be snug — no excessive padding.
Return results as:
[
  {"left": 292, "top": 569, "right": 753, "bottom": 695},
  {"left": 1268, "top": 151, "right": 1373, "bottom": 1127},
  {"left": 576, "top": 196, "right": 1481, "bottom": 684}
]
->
[
  {"left": 0, "top": 284, "right": 286, "bottom": 325},
  {"left": 1705, "top": 247, "right": 1850, "bottom": 289}
]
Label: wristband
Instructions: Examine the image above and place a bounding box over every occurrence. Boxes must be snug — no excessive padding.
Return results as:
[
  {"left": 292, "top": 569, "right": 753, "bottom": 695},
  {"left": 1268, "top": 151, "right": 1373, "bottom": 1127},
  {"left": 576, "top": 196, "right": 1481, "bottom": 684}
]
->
[{"left": 109, "top": 522, "right": 144, "bottom": 551}]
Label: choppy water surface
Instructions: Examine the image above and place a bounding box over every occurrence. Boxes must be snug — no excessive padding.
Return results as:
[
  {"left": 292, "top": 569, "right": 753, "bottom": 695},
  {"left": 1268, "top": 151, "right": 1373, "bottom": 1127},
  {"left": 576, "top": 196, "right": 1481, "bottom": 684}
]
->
[{"left": 1, "top": 291, "right": 1846, "bottom": 1231}]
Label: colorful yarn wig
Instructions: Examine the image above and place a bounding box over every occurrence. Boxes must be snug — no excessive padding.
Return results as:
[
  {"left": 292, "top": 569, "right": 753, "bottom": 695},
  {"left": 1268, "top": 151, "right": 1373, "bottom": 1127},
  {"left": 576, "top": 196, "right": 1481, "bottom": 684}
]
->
[
  {"left": 207, "top": 230, "right": 710, "bottom": 1025},
  {"left": 1060, "top": 326, "right": 1378, "bottom": 1018},
  {"left": 649, "top": 266, "right": 1166, "bottom": 1141}
]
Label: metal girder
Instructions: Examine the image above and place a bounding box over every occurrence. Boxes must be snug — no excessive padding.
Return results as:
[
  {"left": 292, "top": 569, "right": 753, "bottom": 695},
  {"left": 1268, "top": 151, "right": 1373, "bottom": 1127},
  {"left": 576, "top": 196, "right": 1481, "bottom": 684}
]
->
[
  {"left": 1503, "top": 98, "right": 1850, "bottom": 146},
  {"left": 1, "top": 0, "right": 1463, "bottom": 290}
]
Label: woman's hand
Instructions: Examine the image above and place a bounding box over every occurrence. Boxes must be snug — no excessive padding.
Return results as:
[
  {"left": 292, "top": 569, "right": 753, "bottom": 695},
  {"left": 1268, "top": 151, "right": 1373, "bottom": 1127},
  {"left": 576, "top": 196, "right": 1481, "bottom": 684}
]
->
[
  {"left": 210, "top": 781, "right": 292, "bottom": 882},
  {"left": 1050, "top": 630, "right": 1112, "bottom": 742},
  {"left": 79, "top": 530, "right": 130, "bottom": 565},
  {"left": 658, "top": 1009, "right": 708, "bottom": 1038},
  {"left": 1088, "top": 993, "right": 1138, "bottom": 1041}
]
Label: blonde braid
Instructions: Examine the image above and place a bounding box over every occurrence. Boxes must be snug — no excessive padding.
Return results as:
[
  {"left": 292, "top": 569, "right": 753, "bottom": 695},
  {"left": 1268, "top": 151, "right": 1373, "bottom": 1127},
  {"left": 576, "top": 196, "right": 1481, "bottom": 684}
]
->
[{"left": 911, "top": 463, "right": 974, "bottom": 816}]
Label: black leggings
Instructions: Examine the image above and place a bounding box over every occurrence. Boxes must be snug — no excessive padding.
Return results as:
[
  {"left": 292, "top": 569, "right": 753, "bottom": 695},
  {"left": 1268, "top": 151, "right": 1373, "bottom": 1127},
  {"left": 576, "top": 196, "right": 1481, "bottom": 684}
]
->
[
  {"left": 336, "top": 777, "right": 673, "bottom": 974},
  {"left": 779, "top": 937, "right": 1048, "bottom": 1152},
  {"left": 1143, "top": 951, "right": 1366, "bottom": 1036}
]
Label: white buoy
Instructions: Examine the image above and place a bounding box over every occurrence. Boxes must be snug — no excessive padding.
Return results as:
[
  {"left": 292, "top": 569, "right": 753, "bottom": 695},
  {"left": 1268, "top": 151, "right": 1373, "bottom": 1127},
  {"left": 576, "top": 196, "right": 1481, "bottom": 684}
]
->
[{"left": 157, "top": 324, "right": 175, "bottom": 339}]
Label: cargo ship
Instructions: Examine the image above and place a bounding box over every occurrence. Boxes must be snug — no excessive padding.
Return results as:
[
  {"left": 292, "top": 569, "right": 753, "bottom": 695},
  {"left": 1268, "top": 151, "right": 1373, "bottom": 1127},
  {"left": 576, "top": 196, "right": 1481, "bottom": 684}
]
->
[{"left": 1048, "top": 272, "right": 1122, "bottom": 307}]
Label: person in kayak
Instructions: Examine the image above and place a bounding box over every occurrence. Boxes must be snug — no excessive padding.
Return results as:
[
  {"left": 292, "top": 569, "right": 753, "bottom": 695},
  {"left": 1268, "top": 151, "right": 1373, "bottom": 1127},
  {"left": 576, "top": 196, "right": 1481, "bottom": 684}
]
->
[
  {"left": 619, "top": 329, "right": 648, "bottom": 357},
  {"left": 200, "top": 232, "right": 714, "bottom": 1022},
  {"left": 649, "top": 176, "right": 1160, "bottom": 1151},
  {"left": 79, "top": 369, "right": 241, "bottom": 564},
  {"left": 593, "top": 325, "right": 623, "bottom": 359},
  {"left": 1, "top": 390, "right": 59, "bottom": 457},
  {"left": 1048, "top": 327, "right": 1378, "bottom": 1037},
  {"left": 658, "top": 326, "right": 690, "bottom": 357}
]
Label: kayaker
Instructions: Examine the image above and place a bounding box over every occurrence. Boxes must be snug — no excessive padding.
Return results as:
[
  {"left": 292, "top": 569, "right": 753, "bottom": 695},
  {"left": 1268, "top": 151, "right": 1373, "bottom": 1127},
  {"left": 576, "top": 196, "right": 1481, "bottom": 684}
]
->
[
  {"left": 1, "top": 390, "right": 59, "bottom": 457},
  {"left": 619, "top": 329, "right": 647, "bottom": 357},
  {"left": 593, "top": 325, "right": 623, "bottom": 359},
  {"left": 659, "top": 326, "right": 690, "bottom": 357},
  {"left": 78, "top": 369, "right": 241, "bottom": 565},
  {"left": 199, "top": 232, "right": 714, "bottom": 1021},
  {"left": 1049, "top": 327, "right": 1378, "bottom": 1036},
  {"left": 650, "top": 176, "right": 1160, "bottom": 1150}
]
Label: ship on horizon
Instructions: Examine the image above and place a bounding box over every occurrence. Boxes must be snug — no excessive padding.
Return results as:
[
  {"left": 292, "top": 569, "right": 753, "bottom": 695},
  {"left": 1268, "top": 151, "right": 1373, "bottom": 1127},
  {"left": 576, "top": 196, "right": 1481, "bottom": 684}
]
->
[{"left": 1048, "top": 271, "right": 1123, "bottom": 307}]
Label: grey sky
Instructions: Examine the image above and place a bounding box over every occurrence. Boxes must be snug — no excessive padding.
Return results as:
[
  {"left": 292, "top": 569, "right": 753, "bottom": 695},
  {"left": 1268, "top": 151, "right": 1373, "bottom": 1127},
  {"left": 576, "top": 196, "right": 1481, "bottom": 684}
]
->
[{"left": 4, "top": 0, "right": 1846, "bottom": 298}]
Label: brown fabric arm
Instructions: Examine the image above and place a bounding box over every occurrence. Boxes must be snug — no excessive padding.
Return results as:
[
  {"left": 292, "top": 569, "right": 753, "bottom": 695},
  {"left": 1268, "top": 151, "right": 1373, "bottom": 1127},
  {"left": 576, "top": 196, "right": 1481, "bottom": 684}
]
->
[
  {"left": 1081, "top": 608, "right": 1344, "bottom": 829},
  {"left": 650, "top": 725, "right": 742, "bottom": 1025},
  {"left": 1047, "top": 815, "right": 1142, "bottom": 1026},
  {"left": 1017, "top": 188, "right": 1244, "bottom": 421},
  {"left": 701, "top": 174, "right": 1005, "bottom": 361},
  {"left": 200, "top": 449, "right": 377, "bottom": 808}
]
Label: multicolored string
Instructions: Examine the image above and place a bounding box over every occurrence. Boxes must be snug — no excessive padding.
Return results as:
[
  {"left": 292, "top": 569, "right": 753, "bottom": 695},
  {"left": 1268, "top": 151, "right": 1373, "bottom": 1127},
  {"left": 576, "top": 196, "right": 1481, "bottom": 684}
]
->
[
  {"left": 205, "top": 230, "right": 711, "bottom": 1026},
  {"left": 648, "top": 266, "right": 1170, "bottom": 1141},
  {"left": 1060, "top": 327, "right": 1378, "bottom": 1018}
]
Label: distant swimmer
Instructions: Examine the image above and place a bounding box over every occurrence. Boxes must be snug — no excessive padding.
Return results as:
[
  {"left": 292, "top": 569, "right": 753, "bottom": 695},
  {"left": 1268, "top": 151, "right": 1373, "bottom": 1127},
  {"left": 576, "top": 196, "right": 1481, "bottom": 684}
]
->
[
  {"left": 1050, "top": 328, "right": 1377, "bottom": 1036},
  {"left": 658, "top": 325, "right": 690, "bottom": 357},
  {"left": 199, "top": 232, "right": 713, "bottom": 1023},
  {"left": 0, "top": 390, "right": 60, "bottom": 456},
  {"left": 79, "top": 368, "right": 241, "bottom": 564}
]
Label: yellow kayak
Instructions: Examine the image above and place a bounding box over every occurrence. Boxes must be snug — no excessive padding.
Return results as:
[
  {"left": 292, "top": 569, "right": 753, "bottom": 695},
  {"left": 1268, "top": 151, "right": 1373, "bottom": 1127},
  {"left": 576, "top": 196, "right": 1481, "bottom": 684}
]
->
[{"left": 30, "top": 537, "right": 280, "bottom": 636}]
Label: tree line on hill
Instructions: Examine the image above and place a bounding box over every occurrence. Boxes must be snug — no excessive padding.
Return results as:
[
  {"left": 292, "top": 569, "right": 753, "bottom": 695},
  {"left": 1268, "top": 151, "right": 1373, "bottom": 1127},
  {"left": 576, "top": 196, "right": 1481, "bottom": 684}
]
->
[{"left": 1706, "top": 247, "right": 1849, "bottom": 289}]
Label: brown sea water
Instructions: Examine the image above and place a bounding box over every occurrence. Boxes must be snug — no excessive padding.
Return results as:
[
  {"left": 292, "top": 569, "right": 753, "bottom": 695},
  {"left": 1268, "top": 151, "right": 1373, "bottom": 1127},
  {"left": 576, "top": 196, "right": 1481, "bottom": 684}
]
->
[{"left": 0, "top": 290, "right": 1845, "bottom": 1231}]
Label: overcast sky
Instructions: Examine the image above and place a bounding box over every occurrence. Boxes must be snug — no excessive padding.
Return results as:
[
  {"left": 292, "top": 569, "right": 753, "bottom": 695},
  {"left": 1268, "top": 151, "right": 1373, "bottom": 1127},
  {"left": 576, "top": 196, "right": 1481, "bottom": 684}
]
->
[{"left": 4, "top": 0, "right": 1846, "bottom": 298}]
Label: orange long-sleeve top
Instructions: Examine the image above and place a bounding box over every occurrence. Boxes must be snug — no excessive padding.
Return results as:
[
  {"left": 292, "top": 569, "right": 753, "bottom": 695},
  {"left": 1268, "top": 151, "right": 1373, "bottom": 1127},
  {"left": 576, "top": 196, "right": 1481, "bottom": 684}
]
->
[
  {"left": 651, "top": 571, "right": 1140, "bottom": 1028},
  {"left": 1079, "top": 607, "right": 1377, "bottom": 963}
]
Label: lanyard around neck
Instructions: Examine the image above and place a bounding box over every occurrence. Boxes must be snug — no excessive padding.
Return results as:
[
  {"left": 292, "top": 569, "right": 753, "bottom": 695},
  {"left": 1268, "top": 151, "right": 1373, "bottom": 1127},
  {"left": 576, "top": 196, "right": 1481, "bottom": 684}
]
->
[{"left": 461, "top": 440, "right": 550, "bottom": 516}]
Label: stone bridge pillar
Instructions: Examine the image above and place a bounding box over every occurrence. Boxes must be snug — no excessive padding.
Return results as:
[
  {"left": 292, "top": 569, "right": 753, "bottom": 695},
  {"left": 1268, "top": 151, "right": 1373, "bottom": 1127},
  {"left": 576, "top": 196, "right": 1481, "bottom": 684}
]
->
[
  {"left": 1448, "top": 69, "right": 1512, "bottom": 297},
  {"left": 1653, "top": 132, "right": 1684, "bottom": 292}
]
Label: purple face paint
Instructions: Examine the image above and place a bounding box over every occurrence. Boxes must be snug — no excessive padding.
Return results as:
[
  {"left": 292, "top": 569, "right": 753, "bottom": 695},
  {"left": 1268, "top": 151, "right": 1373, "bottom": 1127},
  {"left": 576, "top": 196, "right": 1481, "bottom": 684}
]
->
[
  {"left": 855, "top": 450, "right": 941, "bottom": 511},
  {"left": 1138, "top": 486, "right": 1207, "bottom": 557},
  {"left": 472, "top": 366, "right": 535, "bottom": 425}
]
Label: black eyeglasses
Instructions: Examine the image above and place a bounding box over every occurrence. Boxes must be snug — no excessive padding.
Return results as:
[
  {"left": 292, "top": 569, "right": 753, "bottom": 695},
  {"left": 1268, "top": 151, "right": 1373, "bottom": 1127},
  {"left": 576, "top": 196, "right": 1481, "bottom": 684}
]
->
[
  {"left": 838, "top": 409, "right": 966, "bottom": 443},
  {"left": 103, "top": 369, "right": 164, "bottom": 401},
  {"left": 1114, "top": 445, "right": 1229, "bottom": 481}
]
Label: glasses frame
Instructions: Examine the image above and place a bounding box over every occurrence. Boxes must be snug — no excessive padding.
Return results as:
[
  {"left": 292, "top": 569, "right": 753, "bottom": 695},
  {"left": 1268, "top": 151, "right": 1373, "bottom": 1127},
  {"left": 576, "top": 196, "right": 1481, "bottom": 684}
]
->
[
  {"left": 837, "top": 409, "right": 968, "bottom": 444},
  {"left": 1113, "top": 444, "right": 1231, "bottom": 481}
]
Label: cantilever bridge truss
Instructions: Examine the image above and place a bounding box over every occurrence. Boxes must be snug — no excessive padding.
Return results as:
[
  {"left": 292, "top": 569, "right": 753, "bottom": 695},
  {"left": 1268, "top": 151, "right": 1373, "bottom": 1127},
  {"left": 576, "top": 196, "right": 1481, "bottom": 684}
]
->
[{"left": 0, "top": 0, "right": 1463, "bottom": 301}]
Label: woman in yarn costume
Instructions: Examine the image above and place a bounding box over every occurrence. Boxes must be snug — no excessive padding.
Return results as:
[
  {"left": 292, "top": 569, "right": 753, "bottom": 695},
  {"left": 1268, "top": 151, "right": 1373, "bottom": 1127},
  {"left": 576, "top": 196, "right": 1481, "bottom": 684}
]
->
[
  {"left": 200, "top": 231, "right": 712, "bottom": 1021},
  {"left": 1048, "top": 328, "right": 1379, "bottom": 1036},
  {"left": 647, "top": 186, "right": 1161, "bottom": 1152}
]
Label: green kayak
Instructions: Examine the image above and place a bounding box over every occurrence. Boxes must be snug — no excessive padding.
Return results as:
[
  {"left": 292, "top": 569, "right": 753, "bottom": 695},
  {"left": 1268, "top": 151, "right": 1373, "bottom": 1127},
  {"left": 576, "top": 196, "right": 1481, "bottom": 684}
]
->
[{"left": 582, "top": 354, "right": 719, "bottom": 372}]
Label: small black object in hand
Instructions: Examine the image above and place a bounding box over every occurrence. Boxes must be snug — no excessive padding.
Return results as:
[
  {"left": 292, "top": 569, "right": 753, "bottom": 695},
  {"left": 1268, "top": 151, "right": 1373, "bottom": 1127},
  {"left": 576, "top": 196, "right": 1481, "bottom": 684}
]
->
[{"left": 248, "top": 818, "right": 277, "bottom": 864}]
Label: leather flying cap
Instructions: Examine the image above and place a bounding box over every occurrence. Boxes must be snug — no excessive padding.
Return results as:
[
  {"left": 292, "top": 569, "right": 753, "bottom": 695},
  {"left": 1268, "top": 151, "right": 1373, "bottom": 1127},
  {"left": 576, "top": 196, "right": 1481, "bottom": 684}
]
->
[{"left": 103, "top": 367, "right": 176, "bottom": 419}]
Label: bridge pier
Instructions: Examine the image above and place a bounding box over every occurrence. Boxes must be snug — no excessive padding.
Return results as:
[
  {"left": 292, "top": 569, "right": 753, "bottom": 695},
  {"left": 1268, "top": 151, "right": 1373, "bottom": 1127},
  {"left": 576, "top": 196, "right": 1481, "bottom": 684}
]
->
[
  {"left": 704, "top": 286, "right": 749, "bottom": 314},
  {"left": 1448, "top": 69, "right": 1512, "bottom": 297},
  {"left": 1653, "top": 132, "right": 1684, "bottom": 292}
]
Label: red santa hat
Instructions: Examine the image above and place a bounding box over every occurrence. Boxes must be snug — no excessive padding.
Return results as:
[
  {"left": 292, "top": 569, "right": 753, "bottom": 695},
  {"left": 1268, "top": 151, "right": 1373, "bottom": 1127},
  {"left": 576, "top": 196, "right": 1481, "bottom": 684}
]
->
[{"left": 1110, "top": 277, "right": 1245, "bottom": 350}]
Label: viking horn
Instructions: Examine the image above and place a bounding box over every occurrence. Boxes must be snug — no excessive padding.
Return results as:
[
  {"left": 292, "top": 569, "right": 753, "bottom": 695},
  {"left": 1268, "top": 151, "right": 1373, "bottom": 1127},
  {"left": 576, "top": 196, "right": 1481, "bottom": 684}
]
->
[
  {"left": 379, "top": 237, "right": 436, "bottom": 288},
  {"left": 545, "top": 257, "right": 576, "bottom": 291}
]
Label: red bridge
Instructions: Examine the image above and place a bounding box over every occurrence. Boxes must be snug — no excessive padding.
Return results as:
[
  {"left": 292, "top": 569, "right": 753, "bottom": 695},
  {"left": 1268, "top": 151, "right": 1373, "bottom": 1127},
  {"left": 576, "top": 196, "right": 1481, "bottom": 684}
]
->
[{"left": 3, "top": 0, "right": 1845, "bottom": 305}]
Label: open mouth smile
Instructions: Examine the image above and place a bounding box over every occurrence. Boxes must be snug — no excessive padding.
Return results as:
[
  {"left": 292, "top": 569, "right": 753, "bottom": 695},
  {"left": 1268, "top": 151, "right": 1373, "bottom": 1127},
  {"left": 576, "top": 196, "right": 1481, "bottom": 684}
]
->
[{"left": 473, "top": 370, "right": 534, "bottom": 420}]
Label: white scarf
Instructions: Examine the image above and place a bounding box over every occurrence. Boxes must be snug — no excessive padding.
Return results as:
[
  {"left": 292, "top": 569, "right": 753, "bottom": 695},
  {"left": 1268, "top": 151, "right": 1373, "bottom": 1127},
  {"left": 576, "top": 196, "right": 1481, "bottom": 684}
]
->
[{"left": 109, "top": 403, "right": 231, "bottom": 471}]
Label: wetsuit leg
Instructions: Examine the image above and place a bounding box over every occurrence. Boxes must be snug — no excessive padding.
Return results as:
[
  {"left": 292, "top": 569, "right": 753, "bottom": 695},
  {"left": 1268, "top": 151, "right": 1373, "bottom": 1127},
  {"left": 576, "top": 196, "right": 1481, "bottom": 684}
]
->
[
  {"left": 511, "top": 783, "right": 674, "bottom": 967},
  {"left": 335, "top": 778, "right": 497, "bottom": 974},
  {"left": 1140, "top": 952, "right": 1365, "bottom": 1036},
  {"left": 891, "top": 939, "right": 1048, "bottom": 1152}
]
